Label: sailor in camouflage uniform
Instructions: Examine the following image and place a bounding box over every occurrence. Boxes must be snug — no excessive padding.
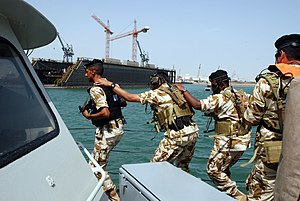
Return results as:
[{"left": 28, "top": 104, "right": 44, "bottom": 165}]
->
[
  {"left": 80, "top": 59, "right": 126, "bottom": 201},
  {"left": 175, "top": 70, "right": 251, "bottom": 201},
  {"left": 244, "top": 34, "right": 300, "bottom": 201},
  {"left": 98, "top": 71, "right": 199, "bottom": 172}
]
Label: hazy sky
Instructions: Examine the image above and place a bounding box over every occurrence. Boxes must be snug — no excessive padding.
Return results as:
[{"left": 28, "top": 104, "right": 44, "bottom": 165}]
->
[{"left": 25, "top": 0, "right": 300, "bottom": 81}]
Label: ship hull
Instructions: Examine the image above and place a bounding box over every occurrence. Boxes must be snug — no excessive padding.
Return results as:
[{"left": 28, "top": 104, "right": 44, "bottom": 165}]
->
[{"left": 32, "top": 58, "right": 176, "bottom": 87}]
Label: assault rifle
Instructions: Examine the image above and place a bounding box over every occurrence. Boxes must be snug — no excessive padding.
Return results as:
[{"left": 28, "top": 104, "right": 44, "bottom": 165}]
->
[
  {"left": 78, "top": 97, "right": 90, "bottom": 113},
  {"left": 203, "top": 111, "right": 215, "bottom": 133}
]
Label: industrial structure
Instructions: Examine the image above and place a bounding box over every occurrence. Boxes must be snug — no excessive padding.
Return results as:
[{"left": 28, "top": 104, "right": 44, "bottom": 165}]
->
[
  {"left": 32, "top": 16, "right": 175, "bottom": 87},
  {"left": 91, "top": 15, "right": 149, "bottom": 62},
  {"left": 137, "top": 40, "right": 149, "bottom": 67},
  {"left": 91, "top": 14, "right": 113, "bottom": 59},
  {"left": 57, "top": 32, "right": 74, "bottom": 62},
  {"left": 32, "top": 57, "right": 176, "bottom": 87},
  {"left": 109, "top": 19, "right": 149, "bottom": 62}
]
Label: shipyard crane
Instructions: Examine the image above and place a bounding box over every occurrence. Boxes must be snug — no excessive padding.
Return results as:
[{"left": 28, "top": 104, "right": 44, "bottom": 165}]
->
[
  {"left": 91, "top": 14, "right": 113, "bottom": 59},
  {"left": 57, "top": 32, "right": 74, "bottom": 62},
  {"left": 110, "top": 20, "right": 149, "bottom": 62},
  {"left": 136, "top": 40, "right": 149, "bottom": 67},
  {"left": 197, "top": 64, "right": 201, "bottom": 82}
]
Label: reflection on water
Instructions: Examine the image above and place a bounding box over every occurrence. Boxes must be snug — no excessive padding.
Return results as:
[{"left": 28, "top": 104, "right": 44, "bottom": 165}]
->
[{"left": 47, "top": 84, "right": 255, "bottom": 193}]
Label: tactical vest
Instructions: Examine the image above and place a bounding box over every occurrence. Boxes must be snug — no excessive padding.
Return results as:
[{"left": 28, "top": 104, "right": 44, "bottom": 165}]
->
[
  {"left": 256, "top": 73, "right": 288, "bottom": 134},
  {"left": 214, "top": 87, "right": 250, "bottom": 136},
  {"left": 256, "top": 73, "right": 288, "bottom": 164},
  {"left": 242, "top": 71, "right": 293, "bottom": 167},
  {"left": 153, "top": 85, "right": 194, "bottom": 132},
  {"left": 88, "top": 85, "right": 124, "bottom": 128}
]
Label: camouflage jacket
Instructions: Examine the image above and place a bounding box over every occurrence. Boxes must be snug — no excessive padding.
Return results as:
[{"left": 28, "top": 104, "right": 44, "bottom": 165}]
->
[
  {"left": 89, "top": 84, "right": 108, "bottom": 110},
  {"left": 138, "top": 83, "right": 199, "bottom": 138},
  {"left": 200, "top": 86, "right": 251, "bottom": 151},
  {"left": 244, "top": 75, "right": 292, "bottom": 142}
]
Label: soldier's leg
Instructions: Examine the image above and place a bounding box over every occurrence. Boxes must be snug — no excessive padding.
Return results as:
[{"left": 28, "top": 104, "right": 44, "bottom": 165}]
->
[
  {"left": 151, "top": 137, "right": 177, "bottom": 163},
  {"left": 246, "top": 159, "right": 276, "bottom": 201},
  {"left": 104, "top": 126, "right": 125, "bottom": 201},
  {"left": 151, "top": 134, "right": 196, "bottom": 172},
  {"left": 106, "top": 119, "right": 124, "bottom": 150},
  {"left": 103, "top": 175, "right": 120, "bottom": 201},
  {"left": 175, "top": 132, "right": 198, "bottom": 172},
  {"left": 90, "top": 128, "right": 120, "bottom": 201},
  {"left": 207, "top": 143, "right": 245, "bottom": 199},
  {"left": 105, "top": 126, "right": 124, "bottom": 153},
  {"left": 224, "top": 149, "right": 245, "bottom": 178},
  {"left": 105, "top": 189, "right": 120, "bottom": 201}
]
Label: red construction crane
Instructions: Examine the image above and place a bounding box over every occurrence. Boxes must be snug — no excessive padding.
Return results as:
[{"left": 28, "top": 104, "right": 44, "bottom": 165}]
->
[
  {"left": 91, "top": 14, "right": 113, "bottom": 58},
  {"left": 110, "top": 19, "right": 149, "bottom": 62}
]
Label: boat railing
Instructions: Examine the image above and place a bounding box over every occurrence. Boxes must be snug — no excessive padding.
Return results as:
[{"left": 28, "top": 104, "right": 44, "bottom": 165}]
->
[{"left": 76, "top": 141, "right": 106, "bottom": 201}]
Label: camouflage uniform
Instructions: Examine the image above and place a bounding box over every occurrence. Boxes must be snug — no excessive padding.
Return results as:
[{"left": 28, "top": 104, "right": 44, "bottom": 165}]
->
[
  {"left": 200, "top": 86, "right": 251, "bottom": 199},
  {"left": 88, "top": 86, "right": 124, "bottom": 195},
  {"left": 138, "top": 83, "right": 199, "bottom": 172},
  {"left": 244, "top": 74, "right": 293, "bottom": 201}
]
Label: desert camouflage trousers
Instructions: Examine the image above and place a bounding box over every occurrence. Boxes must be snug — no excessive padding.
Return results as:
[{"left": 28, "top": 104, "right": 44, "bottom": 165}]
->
[
  {"left": 150, "top": 130, "right": 198, "bottom": 172},
  {"left": 89, "top": 119, "right": 124, "bottom": 193},
  {"left": 246, "top": 159, "right": 277, "bottom": 201},
  {"left": 207, "top": 142, "right": 246, "bottom": 200}
]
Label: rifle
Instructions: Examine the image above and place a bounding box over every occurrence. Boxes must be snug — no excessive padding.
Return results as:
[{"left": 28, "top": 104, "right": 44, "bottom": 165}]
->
[
  {"left": 203, "top": 112, "right": 215, "bottom": 133},
  {"left": 78, "top": 97, "right": 90, "bottom": 113}
]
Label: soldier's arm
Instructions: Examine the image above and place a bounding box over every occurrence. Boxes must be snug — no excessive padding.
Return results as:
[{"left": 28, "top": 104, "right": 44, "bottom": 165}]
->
[
  {"left": 113, "top": 85, "right": 140, "bottom": 102},
  {"left": 92, "top": 107, "right": 110, "bottom": 119},
  {"left": 82, "top": 107, "right": 110, "bottom": 120},
  {"left": 243, "top": 80, "right": 267, "bottom": 126},
  {"left": 98, "top": 78, "right": 140, "bottom": 102},
  {"left": 183, "top": 91, "right": 201, "bottom": 110},
  {"left": 173, "top": 83, "right": 201, "bottom": 109}
]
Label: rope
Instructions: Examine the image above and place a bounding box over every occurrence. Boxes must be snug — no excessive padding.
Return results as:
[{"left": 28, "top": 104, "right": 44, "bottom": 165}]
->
[
  {"left": 82, "top": 147, "right": 251, "bottom": 161},
  {"left": 69, "top": 127, "right": 256, "bottom": 141},
  {"left": 68, "top": 127, "right": 156, "bottom": 133},
  {"left": 69, "top": 127, "right": 94, "bottom": 130}
]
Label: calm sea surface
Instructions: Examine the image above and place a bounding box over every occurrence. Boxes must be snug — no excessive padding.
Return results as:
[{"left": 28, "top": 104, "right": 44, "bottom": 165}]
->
[{"left": 46, "top": 84, "right": 255, "bottom": 193}]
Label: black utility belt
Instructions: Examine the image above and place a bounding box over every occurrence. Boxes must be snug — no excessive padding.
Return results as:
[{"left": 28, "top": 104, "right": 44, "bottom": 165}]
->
[
  {"left": 92, "top": 117, "right": 125, "bottom": 128},
  {"left": 168, "top": 116, "right": 193, "bottom": 131}
]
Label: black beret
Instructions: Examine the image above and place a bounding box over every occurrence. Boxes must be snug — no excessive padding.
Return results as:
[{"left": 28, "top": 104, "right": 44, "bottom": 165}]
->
[
  {"left": 84, "top": 59, "right": 103, "bottom": 68},
  {"left": 209, "top": 70, "right": 230, "bottom": 82},
  {"left": 275, "top": 34, "right": 300, "bottom": 50}
]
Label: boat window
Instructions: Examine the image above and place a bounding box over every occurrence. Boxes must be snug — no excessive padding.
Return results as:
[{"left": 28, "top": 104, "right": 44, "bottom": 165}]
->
[{"left": 0, "top": 38, "right": 58, "bottom": 168}]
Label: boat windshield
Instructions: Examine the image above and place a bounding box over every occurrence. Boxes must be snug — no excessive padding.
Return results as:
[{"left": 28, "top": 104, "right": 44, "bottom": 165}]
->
[{"left": 0, "top": 37, "right": 58, "bottom": 168}]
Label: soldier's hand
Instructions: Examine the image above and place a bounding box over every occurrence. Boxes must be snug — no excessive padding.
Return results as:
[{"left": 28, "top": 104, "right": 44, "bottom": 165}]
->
[
  {"left": 98, "top": 78, "right": 113, "bottom": 87},
  {"left": 173, "top": 83, "right": 184, "bottom": 91},
  {"left": 81, "top": 110, "right": 91, "bottom": 119}
]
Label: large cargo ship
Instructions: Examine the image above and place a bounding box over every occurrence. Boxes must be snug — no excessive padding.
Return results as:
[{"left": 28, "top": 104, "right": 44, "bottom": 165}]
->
[{"left": 32, "top": 57, "right": 176, "bottom": 87}]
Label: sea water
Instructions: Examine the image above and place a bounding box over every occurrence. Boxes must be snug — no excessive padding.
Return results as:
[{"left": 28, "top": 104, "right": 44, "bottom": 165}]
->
[{"left": 46, "top": 84, "right": 255, "bottom": 193}]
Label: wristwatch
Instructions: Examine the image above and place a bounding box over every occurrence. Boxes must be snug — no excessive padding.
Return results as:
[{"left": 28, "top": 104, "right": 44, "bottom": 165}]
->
[
  {"left": 181, "top": 88, "right": 188, "bottom": 93},
  {"left": 111, "top": 83, "right": 116, "bottom": 89}
]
